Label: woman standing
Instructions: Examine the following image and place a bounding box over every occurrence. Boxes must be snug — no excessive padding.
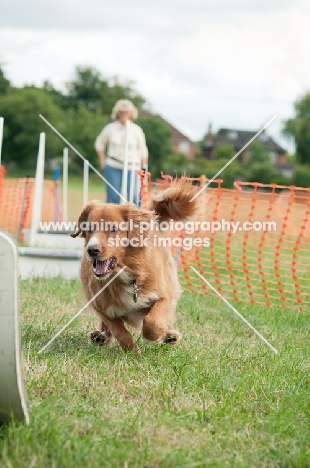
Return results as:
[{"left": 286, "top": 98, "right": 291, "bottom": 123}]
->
[{"left": 95, "top": 99, "right": 148, "bottom": 205}]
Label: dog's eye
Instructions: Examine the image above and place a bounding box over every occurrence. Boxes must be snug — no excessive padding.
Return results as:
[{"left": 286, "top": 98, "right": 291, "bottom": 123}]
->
[{"left": 110, "top": 225, "right": 118, "bottom": 233}]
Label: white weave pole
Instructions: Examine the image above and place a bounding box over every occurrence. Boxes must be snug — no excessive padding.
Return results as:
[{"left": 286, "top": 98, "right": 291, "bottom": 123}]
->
[
  {"left": 83, "top": 160, "right": 89, "bottom": 206},
  {"left": 30, "top": 132, "right": 45, "bottom": 246},
  {"left": 121, "top": 120, "right": 130, "bottom": 204},
  {"left": 129, "top": 145, "right": 137, "bottom": 204},
  {"left": 62, "top": 148, "right": 68, "bottom": 222},
  {"left": 0, "top": 117, "right": 4, "bottom": 166}
]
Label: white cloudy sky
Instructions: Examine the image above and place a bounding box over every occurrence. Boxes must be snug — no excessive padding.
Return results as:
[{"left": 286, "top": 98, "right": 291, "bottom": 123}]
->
[{"left": 1, "top": 0, "right": 310, "bottom": 150}]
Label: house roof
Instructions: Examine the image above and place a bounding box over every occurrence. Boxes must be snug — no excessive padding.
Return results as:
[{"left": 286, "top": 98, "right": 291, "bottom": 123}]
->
[
  {"left": 209, "top": 128, "right": 286, "bottom": 153},
  {"left": 139, "top": 109, "right": 194, "bottom": 144}
]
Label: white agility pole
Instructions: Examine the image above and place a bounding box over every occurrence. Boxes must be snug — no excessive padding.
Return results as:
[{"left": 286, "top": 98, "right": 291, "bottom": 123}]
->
[
  {"left": 121, "top": 120, "right": 130, "bottom": 205},
  {"left": 0, "top": 230, "right": 29, "bottom": 424},
  {"left": 129, "top": 144, "right": 137, "bottom": 204},
  {"left": 30, "top": 133, "right": 45, "bottom": 246},
  {"left": 83, "top": 159, "right": 89, "bottom": 207},
  {"left": 143, "top": 163, "right": 148, "bottom": 207},
  {"left": 0, "top": 117, "right": 4, "bottom": 167},
  {"left": 62, "top": 148, "right": 68, "bottom": 222}
]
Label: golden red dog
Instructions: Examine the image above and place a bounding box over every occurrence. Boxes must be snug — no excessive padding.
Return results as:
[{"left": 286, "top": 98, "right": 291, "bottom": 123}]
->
[{"left": 71, "top": 181, "right": 197, "bottom": 354}]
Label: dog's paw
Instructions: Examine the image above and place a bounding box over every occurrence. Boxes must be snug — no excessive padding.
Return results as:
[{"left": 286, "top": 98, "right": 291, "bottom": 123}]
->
[
  {"left": 163, "top": 330, "right": 182, "bottom": 344},
  {"left": 88, "top": 330, "right": 114, "bottom": 346}
]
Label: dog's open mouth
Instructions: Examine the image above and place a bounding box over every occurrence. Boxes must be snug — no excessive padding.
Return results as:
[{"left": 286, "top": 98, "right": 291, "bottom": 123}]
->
[{"left": 92, "top": 256, "right": 116, "bottom": 278}]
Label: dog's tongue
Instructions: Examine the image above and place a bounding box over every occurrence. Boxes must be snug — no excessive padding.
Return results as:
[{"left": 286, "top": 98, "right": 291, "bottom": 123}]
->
[{"left": 94, "top": 259, "right": 110, "bottom": 275}]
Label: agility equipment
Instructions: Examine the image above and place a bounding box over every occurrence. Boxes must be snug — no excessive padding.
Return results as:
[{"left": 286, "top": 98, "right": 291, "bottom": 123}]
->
[{"left": 0, "top": 230, "right": 29, "bottom": 424}]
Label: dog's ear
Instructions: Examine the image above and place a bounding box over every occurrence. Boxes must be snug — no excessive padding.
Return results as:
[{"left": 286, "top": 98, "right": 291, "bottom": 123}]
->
[
  {"left": 70, "top": 200, "right": 101, "bottom": 238},
  {"left": 121, "top": 203, "right": 156, "bottom": 240}
]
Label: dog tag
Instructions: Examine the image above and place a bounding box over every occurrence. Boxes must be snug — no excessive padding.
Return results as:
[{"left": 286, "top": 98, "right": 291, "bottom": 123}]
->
[{"left": 133, "top": 280, "right": 139, "bottom": 303}]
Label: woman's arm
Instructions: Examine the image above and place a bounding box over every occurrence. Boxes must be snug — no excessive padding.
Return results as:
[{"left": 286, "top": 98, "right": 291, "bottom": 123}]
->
[
  {"left": 97, "top": 150, "right": 106, "bottom": 169},
  {"left": 95, "top": 125, "right": 110, "bottom": 169}
]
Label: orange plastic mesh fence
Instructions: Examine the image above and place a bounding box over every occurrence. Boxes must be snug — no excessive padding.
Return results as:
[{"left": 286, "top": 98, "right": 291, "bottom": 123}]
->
[
  {"left": 0, "top": 166, "right": 60, "bottom": 242},
  {"left": 139, "top": 174, "right": 310, "bottom": 311},
  {"left": 1, "top": 167, "right": 310, "bottom": 310}
]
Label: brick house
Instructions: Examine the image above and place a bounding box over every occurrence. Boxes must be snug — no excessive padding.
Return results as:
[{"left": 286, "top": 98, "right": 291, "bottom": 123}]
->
[
  {"left": 202, "top": 124, "right": 293, "bottom": 177},
  {"left": 139, "top": 110, "right": 195, "bottom": 159},
  {"left": 167, "top": 122, "right": 195, "bottom": 159}
]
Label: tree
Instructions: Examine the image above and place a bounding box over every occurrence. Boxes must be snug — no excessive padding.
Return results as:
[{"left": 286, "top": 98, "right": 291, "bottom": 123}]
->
[
  {"left": 170, "top": 156, "right": 246, "bottom": 188},
  {"left": 213, "top": 143, "right": 235, "bottom": 161},
  {"left": 0, "top": 87, "right": 64, "bottom": 171},
  {"left": 247, "top": 162, "right": 276, "bottom": 184},
  {"left": 100, "top": 76, "right": 146, "bottom": 114},
  {"left": 42, "top": 80, "right": 68, "bottom": 109},
  {"left": 64, "top": 107, "right": 109, "bottom": 168},
  {"left": 0, "top": 65, "right": 10, "bottom": 95},
  {"left": 65, "top": 66, "right": 146, "bottom": 115},
  {"left": 283, "top": 92, "right": 310, "bottom": 164},
  {"left": 292, "top": 165, "right": 310, "bottom": 188},
  {"left": 162, "top": 152, "right": 188, "bottom": 175},
  {"left": 136, "top": 115, "right": 172, "bottom": 178},
  {"left": 66, "top": 66, "right": 102, "bottom": 111},
  {"left": 0, "top": 65, "right": 150, "bottom": 175},
  {"left": 248, "top": 140, "right": 270, "bottom": 166}
]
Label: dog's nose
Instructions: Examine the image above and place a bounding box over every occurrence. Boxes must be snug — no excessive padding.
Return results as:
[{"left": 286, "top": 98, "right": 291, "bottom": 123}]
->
[{"left": 87, "top": 244, "right": 101, "bottom": 257}]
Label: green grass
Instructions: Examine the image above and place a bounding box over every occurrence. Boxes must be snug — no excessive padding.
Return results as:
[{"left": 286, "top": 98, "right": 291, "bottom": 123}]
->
[
  {"left": 0, "top": 277, "right": 310, "bottom": 467},
  {"left": 63, "top": 175, "right": 106, "bottom": 192},
  {"left": 5, "top": 171, "right": 105, "bottom": 190}
]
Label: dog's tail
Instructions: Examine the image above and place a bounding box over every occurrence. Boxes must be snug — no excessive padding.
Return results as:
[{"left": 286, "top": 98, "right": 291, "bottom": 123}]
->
[{"left": 149, "top": 180, "right": 198, "bottom": 223}]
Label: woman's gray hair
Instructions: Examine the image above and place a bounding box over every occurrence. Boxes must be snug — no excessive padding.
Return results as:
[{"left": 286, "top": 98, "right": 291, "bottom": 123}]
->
[{"left": 111, "top": 99, "right": 138, "bottom": 121}]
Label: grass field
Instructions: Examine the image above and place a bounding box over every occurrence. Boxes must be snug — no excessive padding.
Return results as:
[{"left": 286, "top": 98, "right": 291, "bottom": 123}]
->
[{"left": 0, "top": 277, "right": 309, "bottom": 467}]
